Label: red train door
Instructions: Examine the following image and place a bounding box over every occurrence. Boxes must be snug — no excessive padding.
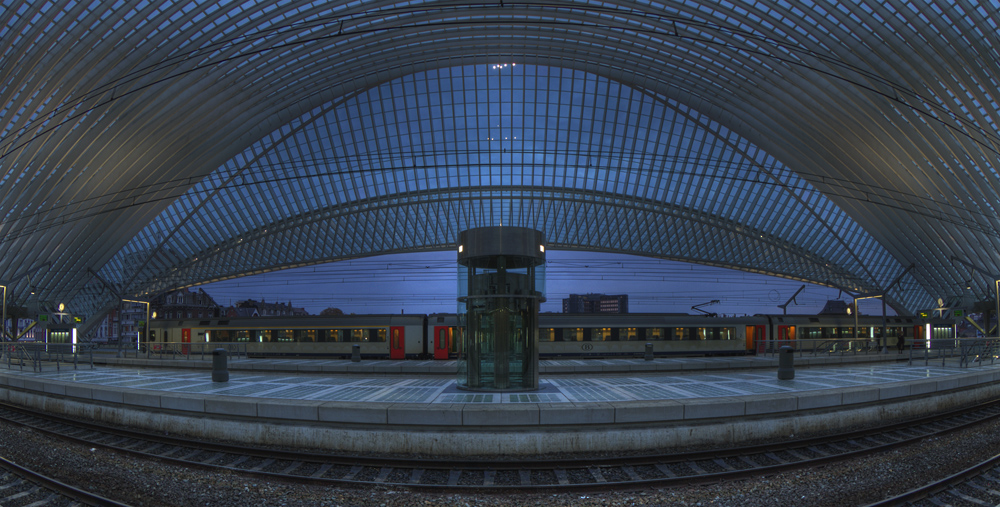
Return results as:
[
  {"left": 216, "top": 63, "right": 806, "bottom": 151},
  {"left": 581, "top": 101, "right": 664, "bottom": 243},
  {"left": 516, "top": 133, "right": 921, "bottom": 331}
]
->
[
  {"left": 777, "top": 325, "right": 796, "bottom": 344},
  {"left": 389, "top": 326, "right": 405, "bottom": 359},
  {"left": 913, "top": 325, "right": 924, "bottom": 348},
  {"left": 746, "top": 325, "right": 765, "bottom": 353},
  {"left": 181, "top": 328, "right": 190, "bottom": 355},
  {"left": 433, "top": 326, "right": 451, "bottom": 359}
]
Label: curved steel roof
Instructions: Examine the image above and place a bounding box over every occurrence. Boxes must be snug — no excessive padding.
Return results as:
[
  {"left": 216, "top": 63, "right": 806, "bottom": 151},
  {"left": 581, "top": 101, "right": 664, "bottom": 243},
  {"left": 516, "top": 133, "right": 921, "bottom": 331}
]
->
[{"left": 2, "top": 0, "right": 999, "bottom": 318}]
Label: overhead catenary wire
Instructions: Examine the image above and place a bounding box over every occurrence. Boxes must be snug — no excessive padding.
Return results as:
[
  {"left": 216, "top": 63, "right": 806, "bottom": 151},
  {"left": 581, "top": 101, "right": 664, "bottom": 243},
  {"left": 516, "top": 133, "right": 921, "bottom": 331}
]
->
[{"left": 194, "top": 253, "right": 895, "bottom": 316}]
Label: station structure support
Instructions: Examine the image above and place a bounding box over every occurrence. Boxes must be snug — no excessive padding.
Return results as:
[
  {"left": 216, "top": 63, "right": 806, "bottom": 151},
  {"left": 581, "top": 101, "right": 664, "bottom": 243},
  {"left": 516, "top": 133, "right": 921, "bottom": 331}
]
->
[{"left": 456, "top": 226, "right": 546, "bottom": 391}]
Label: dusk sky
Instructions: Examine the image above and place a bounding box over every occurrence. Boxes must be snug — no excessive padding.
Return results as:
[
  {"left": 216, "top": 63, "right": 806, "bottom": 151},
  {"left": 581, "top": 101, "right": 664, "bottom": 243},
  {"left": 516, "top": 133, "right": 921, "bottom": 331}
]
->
[{"left": 196, "top": 250, "right": 894, "bottom": 317}]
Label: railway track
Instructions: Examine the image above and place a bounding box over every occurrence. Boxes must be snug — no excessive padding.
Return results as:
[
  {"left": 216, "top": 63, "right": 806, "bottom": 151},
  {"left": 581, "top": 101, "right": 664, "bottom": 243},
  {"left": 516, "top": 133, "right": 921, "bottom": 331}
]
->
[
  {"left": 865, "top": 451, "right": 1000, "bottom": 506},
  {"left": 0, "top": 454, "right": 131, "bottom": 506},
  {"left": 1, "top": 399, "right": 999, "bottom": 493}
]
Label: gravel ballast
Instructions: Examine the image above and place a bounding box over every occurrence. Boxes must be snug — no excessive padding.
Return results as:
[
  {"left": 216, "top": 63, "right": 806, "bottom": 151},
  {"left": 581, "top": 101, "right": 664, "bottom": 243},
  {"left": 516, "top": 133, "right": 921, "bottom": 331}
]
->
[{"left": 1, "top": 416, "right": 995, "bottom": 507}]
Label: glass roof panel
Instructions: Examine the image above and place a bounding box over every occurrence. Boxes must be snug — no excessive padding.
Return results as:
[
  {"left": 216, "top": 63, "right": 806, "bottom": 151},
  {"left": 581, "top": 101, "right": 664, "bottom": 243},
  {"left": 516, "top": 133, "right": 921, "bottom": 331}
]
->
[{"left": 107, "top": 62, "right": 908, "bottom": 307}]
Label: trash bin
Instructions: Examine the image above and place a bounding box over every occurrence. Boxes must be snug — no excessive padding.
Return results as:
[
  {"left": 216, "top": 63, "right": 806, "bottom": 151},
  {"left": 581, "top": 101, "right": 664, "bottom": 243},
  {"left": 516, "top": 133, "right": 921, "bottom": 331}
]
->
[
  {"left": 351, "top": 344, "right": 361, "bottom": 362},
  {"left": 212, "top": 348, "right": 229, "bottom": 382},
  {"left": 644, "top": 342, "right": 653, "bottom": 361},
  {"left": 777, "top": 345, "right": 794, "bottom": 380}
]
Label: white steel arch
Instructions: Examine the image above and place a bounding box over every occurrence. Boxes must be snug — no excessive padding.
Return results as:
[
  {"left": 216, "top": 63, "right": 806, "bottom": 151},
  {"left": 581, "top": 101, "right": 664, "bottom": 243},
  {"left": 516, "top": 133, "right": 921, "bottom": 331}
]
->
[{"left": 1, "top": 1, "right": 999, "bottom": 319}]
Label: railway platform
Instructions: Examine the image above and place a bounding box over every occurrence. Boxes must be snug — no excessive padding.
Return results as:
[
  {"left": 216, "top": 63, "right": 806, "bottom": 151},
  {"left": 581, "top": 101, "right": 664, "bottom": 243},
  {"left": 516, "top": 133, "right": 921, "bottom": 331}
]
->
[
  {"left": 0, "top": 355, "right": 998, "bottom": 456},
  {"left": 88, "top": 350, "right": 910, "bottom": 374}
]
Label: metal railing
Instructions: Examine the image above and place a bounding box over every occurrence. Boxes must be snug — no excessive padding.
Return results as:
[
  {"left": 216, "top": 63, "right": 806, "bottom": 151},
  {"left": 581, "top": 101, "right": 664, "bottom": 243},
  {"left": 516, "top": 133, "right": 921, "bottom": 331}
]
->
[
  {"left": 907, "top": 338, "right": 956, "bottom": 367},
  {"left": 2, "top": 342, "right": 94, "bottom": 372},
  {"left": 757, "top": 338, "right": 890, "bottom": 357},
  {"left": 956, "top": 338, "right": 1000, "bottom": 368},
  {"left": 905, "top": 337, "right": 1000, "bottom": 367},
  {"left": 755, "top": 337, "right": 998, "bottom": 368},
  {"left": 108, "top": 341, "right": 248, "bottom": 361}
]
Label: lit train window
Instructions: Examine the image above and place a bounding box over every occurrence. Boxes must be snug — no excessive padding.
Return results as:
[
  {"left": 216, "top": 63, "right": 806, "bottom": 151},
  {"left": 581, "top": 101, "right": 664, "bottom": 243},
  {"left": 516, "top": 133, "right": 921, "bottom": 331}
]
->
[
  {"left": 590, "top": 328, "right": 611, "bottom": 341},
  {"left": 538, "top": 328, "right": 554, "bottom": 341},
  {"left": 648, "top": 328, "right": 664, "bottom": 340}
]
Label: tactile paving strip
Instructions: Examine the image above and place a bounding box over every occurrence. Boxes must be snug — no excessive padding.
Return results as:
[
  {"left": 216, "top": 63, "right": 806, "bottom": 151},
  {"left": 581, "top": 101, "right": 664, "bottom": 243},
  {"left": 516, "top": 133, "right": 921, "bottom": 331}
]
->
[
  {"left": 437, "top": 394, "right": 495, "bottom": 403},
  {"left": 509, "top": 393, "right": 565, "bottom": 403},
  {"left": 263, "top": 385, "right": 339, "bottom": 399},
  {"left": 373, "top": 388, "right": 441, "bottom": 403},
  {"left": 6, "top": 360, "right": 996, "bottom": 406}
]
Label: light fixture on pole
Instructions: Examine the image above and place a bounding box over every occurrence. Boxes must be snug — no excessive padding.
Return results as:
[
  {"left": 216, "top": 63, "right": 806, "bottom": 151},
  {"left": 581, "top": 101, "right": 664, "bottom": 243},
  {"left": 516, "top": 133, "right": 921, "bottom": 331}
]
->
[
  {"left": 1, "top": 284, "right": 6, "bottom": 344},
  {"left": 852, "top": 294, "right": 884, "bottom": 350},
  {"left": 55, "top": 302, "right": 67, "bottom": 323},
  {"left": 122, "top": 299, "right": 151, "bottom": 350}
]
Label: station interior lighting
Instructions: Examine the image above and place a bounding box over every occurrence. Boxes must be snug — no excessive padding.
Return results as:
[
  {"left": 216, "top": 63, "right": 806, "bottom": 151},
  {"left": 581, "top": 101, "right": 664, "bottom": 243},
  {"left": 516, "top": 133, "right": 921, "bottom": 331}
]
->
[
  {"left": 122, "top": 298, "right": 152, "bottom": 349},
  {"left": 1, "top": 284, "right": 5, "bottom": 343}
]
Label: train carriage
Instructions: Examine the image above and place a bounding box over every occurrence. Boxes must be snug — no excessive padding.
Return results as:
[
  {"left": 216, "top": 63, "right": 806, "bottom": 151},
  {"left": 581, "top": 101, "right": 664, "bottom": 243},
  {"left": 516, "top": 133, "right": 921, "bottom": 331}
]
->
[
  {"left": 536, "top": 313, "right": 762, "bottom": 357},
  {"left": 148, "top": 312, "right": 956, "bottom": 359},
  {"left": 149, "top": 314, "right": 427, "bottom": 359}
]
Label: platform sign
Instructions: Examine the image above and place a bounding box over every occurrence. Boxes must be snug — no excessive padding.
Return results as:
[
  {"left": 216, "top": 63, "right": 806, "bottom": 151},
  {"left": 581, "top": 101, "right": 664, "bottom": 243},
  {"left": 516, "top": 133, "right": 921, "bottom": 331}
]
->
[{"left": 953, "top": 309, "right": 964, "bottom": 318}]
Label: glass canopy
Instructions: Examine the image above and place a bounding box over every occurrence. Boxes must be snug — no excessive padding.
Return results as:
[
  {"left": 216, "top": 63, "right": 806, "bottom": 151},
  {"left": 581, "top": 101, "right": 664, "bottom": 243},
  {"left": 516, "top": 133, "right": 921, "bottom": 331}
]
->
[
  {"left": 1, "top": 1, "right": 998, "bottom": 326},
  {"left": 89, "top": 62, "right": 912, "bottom": 315}
]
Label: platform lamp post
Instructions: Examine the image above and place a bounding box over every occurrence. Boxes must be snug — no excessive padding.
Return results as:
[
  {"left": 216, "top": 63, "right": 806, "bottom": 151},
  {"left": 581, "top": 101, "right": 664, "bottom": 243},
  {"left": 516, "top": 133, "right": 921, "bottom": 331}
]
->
[
  {"left": 121, "top": 299, "right": 150, "bottom": 355},
  {"left": 1, "top": 284, "right": 6, "bottom": 343},
  {"left": 1, "top": 284, "right": 6, "bottom": 346},
  {"left": 853, "top": 294, "right": 885, "bottom": 352},
  {"left": 986, "top": 280, "right": 1000, "bottom": 337}
]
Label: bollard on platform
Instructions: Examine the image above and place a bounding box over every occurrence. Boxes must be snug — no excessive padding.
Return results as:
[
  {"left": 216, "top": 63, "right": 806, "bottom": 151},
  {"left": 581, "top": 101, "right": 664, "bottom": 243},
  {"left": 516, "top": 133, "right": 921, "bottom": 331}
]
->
[
  {"left": 777, "top": 345, "right": 794, "bottom": 380},
  {"left": 644, "top": 342, "right": 653, "bottom": 361},
  {"left": 212, "top": 348, "right": 229, "bottom": 382},
  {"left": 351, "top": 344, "right": 361, "bottom": 362}
]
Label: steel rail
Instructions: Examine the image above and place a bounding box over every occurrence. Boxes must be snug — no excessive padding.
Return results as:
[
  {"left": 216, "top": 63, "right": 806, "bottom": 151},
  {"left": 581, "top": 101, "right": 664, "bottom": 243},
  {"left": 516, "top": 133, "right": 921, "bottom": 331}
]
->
[
  {"left": 1, "top": 398, "right": 999, "bottom": 492},
  {"left": 862, "top": 451, "right": 1000, "bottom": 507},
  {"left": 0, "top": 455, "right": 133, "bottom": 506}
]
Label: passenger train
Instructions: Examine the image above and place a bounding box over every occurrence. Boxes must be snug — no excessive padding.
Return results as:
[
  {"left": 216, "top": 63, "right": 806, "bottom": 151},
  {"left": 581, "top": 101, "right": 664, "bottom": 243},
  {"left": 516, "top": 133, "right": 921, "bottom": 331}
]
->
[{"left": 146, "top": 312, "right": 955, "bottom": 359}]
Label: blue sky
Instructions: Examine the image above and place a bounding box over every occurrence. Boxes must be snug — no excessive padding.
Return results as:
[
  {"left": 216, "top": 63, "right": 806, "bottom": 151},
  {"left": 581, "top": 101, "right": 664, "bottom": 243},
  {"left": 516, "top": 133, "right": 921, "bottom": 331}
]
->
[{"left": 196, "top": 250, "right": 893, "bottom": 317}]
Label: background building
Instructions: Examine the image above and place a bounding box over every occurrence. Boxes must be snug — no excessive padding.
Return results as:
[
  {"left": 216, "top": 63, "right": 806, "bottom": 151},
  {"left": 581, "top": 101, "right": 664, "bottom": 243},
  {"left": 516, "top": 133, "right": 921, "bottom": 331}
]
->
[
  {"left": 227, "top": 299, "right": 309, "bottom": 318},
  {"left": 152, "top": 288, "right": 222, "bottom": 320}
]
